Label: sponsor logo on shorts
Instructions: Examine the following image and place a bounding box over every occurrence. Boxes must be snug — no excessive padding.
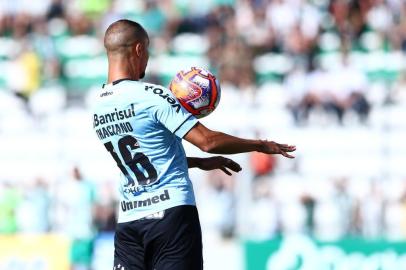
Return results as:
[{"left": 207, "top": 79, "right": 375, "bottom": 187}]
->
[{"left": 121, "top": 189, "right": 170, "bottom": 212}]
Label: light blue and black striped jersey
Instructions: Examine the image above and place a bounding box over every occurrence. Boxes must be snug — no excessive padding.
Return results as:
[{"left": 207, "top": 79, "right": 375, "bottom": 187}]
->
[{"left": 92, "top": 79, "right": 198, "bottom": 223}]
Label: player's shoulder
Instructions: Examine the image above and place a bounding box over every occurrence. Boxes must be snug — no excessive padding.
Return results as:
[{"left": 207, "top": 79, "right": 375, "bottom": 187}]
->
[
  {"left": 96, "top": 80, "right": 177, "bottom": 109},
  {"left": 142, "top": 82, "right": 179, "bottom": 103},
  {"left": 117, "top": 81, "right": 172, "bottom": 97},
  {"left": 143, "top": 82, "right": 172, "bottom": 93}
]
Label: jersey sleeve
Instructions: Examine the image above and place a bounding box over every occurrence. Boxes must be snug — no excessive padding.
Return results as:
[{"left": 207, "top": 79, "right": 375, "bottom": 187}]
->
[{"left": 150, "top": 89, "right": 198, "bottom": 138}]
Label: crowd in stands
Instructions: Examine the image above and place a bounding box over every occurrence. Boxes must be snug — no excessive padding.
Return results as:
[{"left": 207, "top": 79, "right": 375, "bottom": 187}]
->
[
  {"left": 1, "top": 0, "right": 406, "bottom": 268},
  {"left": 1, "top": 0, "right": 406, "bottom": 118}
]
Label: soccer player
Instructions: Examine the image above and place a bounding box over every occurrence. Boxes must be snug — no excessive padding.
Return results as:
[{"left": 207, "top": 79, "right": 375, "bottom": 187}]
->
[{"left": 92, "top": 19, "right": 296, "bottom": 270}]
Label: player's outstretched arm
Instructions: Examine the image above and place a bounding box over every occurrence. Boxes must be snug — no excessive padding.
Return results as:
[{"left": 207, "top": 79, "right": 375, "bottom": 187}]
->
[
  {"left": 187, "top": 156, "right": 242, "bottom": 175},
  {"left": 184, "top": 122, "right": 296, "bottom": 158}
]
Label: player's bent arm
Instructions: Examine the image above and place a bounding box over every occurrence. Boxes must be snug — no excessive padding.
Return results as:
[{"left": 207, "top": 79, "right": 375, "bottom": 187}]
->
[{"left": 184, "top": 122, "right": 296, "bottom": 158}]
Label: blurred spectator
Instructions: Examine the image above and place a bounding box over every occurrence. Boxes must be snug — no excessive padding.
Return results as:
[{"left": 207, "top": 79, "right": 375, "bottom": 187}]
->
[
  {"left": 236, "top": 1, "right": 273, "bottom": 50},
  {"left": 248, "top": 178, "right": 279, "bottom": 240},
  {"left": 384, "top": 183, "right": 406, "bottom": 240},
  {"left": 284, "top": 64, "right": 309, "bottom": 125},
  {"left": 46, "top": 0, "right": 65, "bottom": 20},
  {"left": 359, "top": 181, "right": 384, "bottom": 238},
  {"left": 301, "top": 194, "right": 316, "bottom": 235},
  {"left": 285, "top": 53, "right": 370, "bottom": 125},
  {"left": 93, "top": 202, "right": 116, "bottom": 233},
  {"left": 279, "top": 199, "right": 307, "bottom": 235},
  {"left": 392, "top": 73, "right": 406, "bottom": 104},
  {"left": 0, "top": 182, "right": 21, "bottom": 234},
  {"left": 250, "top": 152, "right": 277, "bottom": 179},
  {"left": 93, "top": 181, "right": 117, "bottom": 233},
  {"left": 328, "top": 54, "right": 370, "bottom": 124},
  {"left": 16, "top": 177, "right": 50, "bottom": 233},
  {"left": 76, "top": 0, "right": 110, "bottom": 17},
  {"left": 249, "top": 127, "right": 278, "bottom": 179},
  {"left": 54, "top": 166, "right": 97, "bottom": 270},
  {"left": 30, "top": 18, "right": 61, "bottom": 83},
  {"left": 287, "top": 60, "right": 331, "bottom": 125},
  {"left": 6, "top": 42, "right": 41, "bottom": 102},
  {"left": 314, "top": 178, "right": 353, "bottom": 240},
  {"left": 200, "top": 170, "right": 236, "bottom": 239}
]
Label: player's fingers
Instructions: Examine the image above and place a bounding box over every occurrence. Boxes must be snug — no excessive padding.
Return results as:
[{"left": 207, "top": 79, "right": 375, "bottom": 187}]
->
[
  {"left": 280, "top": 151, "right": 295, "bottom": 159},
  {"left": 278, "top": 143, "right": 296, "bottom": 149},
  {"left": 224, "top": 159, "right": 242, "bottom": 172},
  {"left": 220, "top": 167, "right": 232, "bottom": 176},
  {"left": 281, "top": 145, "right": 296, "bottom": 152},
  {"left": 277, "top": 143, "right": 292, "bottom": 147},
  {"left": 277, "top": 143, "right": 289, "bottom": 147}
]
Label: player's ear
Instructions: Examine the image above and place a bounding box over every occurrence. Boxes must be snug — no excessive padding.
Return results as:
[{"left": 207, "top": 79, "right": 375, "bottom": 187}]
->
[{"left": 135, "top": 42, "right": 144, "bottom": 57}]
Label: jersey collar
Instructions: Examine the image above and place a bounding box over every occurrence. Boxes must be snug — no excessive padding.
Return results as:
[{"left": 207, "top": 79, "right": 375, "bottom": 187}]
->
[{"left": 102, "top": 78, "right": 137, "bottom": 88}]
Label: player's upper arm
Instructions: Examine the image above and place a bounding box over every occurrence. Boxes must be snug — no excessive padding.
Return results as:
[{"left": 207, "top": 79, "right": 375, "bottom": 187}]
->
[
  {"left": 149, "top": 85, "right": 198, "bottom": 138},
  {"left": 184, "top": 122, "right": 216, "bottom": 152}
]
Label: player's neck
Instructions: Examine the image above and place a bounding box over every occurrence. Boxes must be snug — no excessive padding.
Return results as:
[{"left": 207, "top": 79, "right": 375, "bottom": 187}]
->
[{"left": 107, "top": 59, "right": 140, "bottom": 84}]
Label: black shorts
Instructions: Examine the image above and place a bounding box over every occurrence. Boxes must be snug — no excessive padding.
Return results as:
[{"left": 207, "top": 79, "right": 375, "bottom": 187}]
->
[{"left": 113, "top": 205, "right": 203, "bottom": 270}]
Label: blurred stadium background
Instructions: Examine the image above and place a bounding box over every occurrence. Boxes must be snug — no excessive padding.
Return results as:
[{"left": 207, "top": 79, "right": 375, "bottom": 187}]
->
[{"left": 1, "top": 0, "right": 406, "bottom": 269}]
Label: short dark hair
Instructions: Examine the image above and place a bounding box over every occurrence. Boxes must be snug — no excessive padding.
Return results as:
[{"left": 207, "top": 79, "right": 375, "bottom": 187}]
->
[{"left": 104, "top": 19, "right": 148, "bottom": 53}]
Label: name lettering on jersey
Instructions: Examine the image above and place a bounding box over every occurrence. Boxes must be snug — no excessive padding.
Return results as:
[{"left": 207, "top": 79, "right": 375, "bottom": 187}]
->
[
  {"left": 144, "top": 85, "right": 181, "bottom": 113},
  {"left": 93, "top": 104, "right": 136, "bottom": 139},
  {"left": 121, "top": 189, "right": 170, "bottom": 212},
  {"left": 95, "top": 122, "right": 134, "bottom": 139}
]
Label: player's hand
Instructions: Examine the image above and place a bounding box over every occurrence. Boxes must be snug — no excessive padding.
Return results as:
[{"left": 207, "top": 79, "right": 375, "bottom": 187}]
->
[
  {"left": 198, "top": 156, "right": 242, "bottom": 176},
  {"left": 261, "top": 140, "right": 296, "bottom": 159}
]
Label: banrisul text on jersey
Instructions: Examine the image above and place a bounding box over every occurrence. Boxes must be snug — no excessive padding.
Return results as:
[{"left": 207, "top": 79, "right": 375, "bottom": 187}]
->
[{"left": 93, "top": 104, "right": 136, "bottom": 139}]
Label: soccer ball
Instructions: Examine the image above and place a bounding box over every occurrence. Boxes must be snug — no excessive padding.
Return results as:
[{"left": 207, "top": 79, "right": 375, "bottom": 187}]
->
[{"left": 169, "top": 67, "right": 221, "bottom": 118}]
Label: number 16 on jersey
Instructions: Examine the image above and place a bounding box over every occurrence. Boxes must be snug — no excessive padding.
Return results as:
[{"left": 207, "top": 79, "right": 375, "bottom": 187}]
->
[{"left": 104, "top": 135, "right": 158, "bottom": 187}]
